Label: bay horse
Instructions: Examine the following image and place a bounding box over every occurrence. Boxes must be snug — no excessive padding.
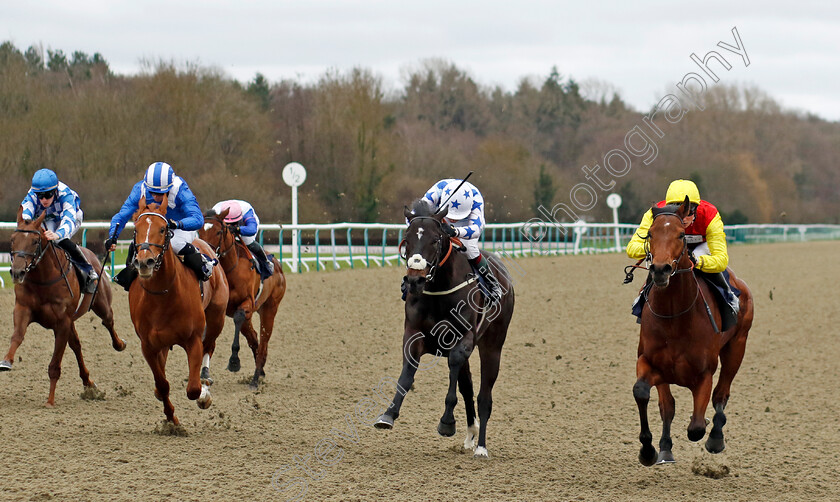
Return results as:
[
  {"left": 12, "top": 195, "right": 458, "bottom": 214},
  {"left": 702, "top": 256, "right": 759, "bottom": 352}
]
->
[
  {"left": 374, "top": 200, "right": 515, "bottom": 458},
  {"left": 199, "top": 208, "right": 286, "bottom": 389},
  {"left": 633, "top": 196, "right": 754, "bottom": 465},
  {"left": 2, "top": 208, "right": 126, "bottom": 406},
  {"left": 129, "top": 196, "right": 229, "bottom": 425}
]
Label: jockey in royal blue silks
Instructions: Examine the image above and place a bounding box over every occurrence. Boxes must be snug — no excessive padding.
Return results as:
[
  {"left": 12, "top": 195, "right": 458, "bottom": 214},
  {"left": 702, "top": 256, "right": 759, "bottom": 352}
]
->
[
  {"left": 416, "top": 178, "right": 502, "bottom": 303},
  {"left": 105, "top": 161, "right": 213, "bottom": 290},
  {"left": 211, "top": 199, "right": 274, "bottom": 280},
  {"left": 20, "top": 168, "right": 99, "bottom": 294}
]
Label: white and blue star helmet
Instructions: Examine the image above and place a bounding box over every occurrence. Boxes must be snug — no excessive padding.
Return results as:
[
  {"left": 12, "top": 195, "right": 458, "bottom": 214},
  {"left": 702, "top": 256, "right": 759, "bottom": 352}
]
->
[
  {"left": 444, "top": 180, "right": 473, "bottom": 220},
  {"left": 144, "top": 162, "right": 174, "bottom": 194}
]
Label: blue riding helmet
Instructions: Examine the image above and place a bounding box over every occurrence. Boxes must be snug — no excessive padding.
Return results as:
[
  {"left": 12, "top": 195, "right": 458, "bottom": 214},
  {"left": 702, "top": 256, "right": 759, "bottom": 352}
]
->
[
  {"left": 31, "top": 169, "right": 59, "bottom": 192},
  {"left": 144, "top": 162, "right": 175, "bottom": 194}
]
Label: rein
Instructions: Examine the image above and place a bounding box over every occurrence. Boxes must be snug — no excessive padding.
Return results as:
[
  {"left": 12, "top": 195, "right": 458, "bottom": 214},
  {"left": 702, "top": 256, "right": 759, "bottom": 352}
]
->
[
  {"left": 11, "top": 229, "right": 73, "bottom": 290},
  {"left": 205, "top": 217, "right": 242, "bottom": 273},
  {"left": 134, "top": 211, "right": 175, "bottom": 294},
  {"left": 635, "top": 211, "right": 720, "bottom": 331}
]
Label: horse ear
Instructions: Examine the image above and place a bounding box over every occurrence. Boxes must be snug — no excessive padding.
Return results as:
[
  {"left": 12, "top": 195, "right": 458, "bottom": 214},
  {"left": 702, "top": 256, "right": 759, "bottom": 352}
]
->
[
  {"left": 680, "top": 195, "right": 691, "bottom": 217},
  {"left": 138, "top": 195, "right": 147, "bottom": 210},
  {"left": 219, "top": 207, "right": 230, "bottom": 220},
  {"left": 432, "top": 209, "right": 445, "bottom": 222},
  {"left": 404, "top": 205, "right": 414, "bottom": 221},
  {"left": 160, "top": 193, "right": 169, "bottom": 210},
  {"left": 16, "top": 206, "right": 24, "bottom": 225},
  {"left": 34, "top": 209, "right": 48, "bottom": 227}
]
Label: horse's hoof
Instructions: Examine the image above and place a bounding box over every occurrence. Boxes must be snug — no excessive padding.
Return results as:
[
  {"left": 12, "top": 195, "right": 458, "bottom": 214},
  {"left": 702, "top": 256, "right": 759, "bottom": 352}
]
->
[
  {"left": 655, "top": 451, "right": 676, "bottom": 465},
  {"left": 0, "top": 360, "right": 12, "bottom": 371},
  {"left": 639, "top": 444, "right": 657, "bottom": 466},
  {"left": 197, "top": 396, "right": 212, "bottom": 409},
  {"left": 437, "top": 420, "right": 456, "bottom": 437},
  {"left": 374, "top": 415, "right": 394, "bottom": 429},
  {"left": 44, "top": 401, "right": 55, "bottom": 408},
  {"left": 248, "top": 382, "right": 259, "bottom": 391},
  {"left": 464, "top": 422, "right": 480, "bottom": 450},
  {"left": 473, "top": 446, "right": 489, "bottom": 459},
  {"left": 114, "top": 341, "right": 127, "bottom": 352},
  {"left": 227, "top": 358, "right": 241, "bottom": 373},
  {"left": 705, "top": 437, "right": 726, "bottom": 454}
]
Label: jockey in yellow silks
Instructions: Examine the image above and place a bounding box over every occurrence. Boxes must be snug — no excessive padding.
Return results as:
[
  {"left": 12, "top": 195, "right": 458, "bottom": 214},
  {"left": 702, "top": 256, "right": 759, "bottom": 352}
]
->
[{"left": 627, "top": 179, "right": 739, "bottom": 315}]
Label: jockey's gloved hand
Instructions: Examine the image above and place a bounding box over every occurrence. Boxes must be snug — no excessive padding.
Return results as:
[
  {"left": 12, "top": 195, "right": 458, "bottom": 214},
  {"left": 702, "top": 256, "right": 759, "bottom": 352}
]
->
[
  {"left": 443, "top": 223, "right": 458, "bottom": 238},
  {"left": 104, "top": 237, "right": 117, "bottom": 250},
  {"left": 167, "top": 219, "right": 180, "bottom": 229}
]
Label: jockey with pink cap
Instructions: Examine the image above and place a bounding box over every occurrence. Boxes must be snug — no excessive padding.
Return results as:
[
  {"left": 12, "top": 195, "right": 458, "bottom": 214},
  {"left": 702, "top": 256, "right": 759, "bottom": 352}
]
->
[{"left": 211, "top": 200, "right": 274, "bottom": 279}]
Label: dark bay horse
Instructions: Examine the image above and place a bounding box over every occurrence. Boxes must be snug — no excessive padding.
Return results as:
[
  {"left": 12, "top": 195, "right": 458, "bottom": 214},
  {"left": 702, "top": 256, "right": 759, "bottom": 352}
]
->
[
  {"left": 375, "top": 200, "right": 515, "bottom": 458},
  {"left": 199, "top": 209, "right": 286, "bottom": 389},
  {"left": 2, "top": 208, "right": 126, "bottom": 406},
  {"left": 634, "top": 197, "right": 754, "bottom": 465},
  {"left": 129, "top": 196, "right": 229, "bottom": 425}
]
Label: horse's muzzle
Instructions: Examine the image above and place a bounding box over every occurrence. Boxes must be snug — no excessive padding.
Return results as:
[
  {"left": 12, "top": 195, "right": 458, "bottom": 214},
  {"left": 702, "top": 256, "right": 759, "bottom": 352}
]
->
[
  {"left": 404, "top": 275, "right": 427, "bottom": 295},
  {"left": 134, "top": 258, "right": 156, "bottom": 278},
  {"left": 649, "top": 263, "right": 672, "bottom": 288},
  {"left": 9, "top": 267, "right": 25, "bottom": 284}
]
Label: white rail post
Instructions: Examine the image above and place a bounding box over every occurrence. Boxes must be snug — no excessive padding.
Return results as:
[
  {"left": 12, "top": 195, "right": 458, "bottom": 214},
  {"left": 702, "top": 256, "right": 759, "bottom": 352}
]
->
[{"left": 282, "top": 162, "right": 307, "bottom": 273}]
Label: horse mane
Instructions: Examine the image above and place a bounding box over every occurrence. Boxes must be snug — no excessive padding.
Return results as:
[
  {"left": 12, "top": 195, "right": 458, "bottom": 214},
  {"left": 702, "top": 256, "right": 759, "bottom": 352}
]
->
[
  {"left": 204, "top": 208, "right": 219, "bottom": 218},
  {"left": 408, "top": 198, "right": 435, "bottom": 218}
]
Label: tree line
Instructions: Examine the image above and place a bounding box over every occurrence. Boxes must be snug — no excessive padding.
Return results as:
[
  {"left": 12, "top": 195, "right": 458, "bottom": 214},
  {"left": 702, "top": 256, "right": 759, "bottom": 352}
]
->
[{"left": 1, "top": 41, "right": 838, "bottom": 226}]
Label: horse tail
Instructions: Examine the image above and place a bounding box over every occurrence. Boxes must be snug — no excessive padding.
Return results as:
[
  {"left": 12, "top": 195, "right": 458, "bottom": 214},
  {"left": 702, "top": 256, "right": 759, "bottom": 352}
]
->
[{"left": 255, "top": 257, "right": 284, "bottom": 311}]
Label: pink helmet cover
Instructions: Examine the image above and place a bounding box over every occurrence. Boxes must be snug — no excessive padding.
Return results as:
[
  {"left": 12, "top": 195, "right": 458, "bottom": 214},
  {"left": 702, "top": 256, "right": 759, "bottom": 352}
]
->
[{"left": 220, "top": 200, "right": 243, "bottom": 223}]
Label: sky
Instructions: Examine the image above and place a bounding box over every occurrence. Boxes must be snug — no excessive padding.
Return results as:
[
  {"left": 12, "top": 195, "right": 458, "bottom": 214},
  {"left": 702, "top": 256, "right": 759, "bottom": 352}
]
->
[{"left": 3, "top": 0, "right": 840, "bottom": 121}]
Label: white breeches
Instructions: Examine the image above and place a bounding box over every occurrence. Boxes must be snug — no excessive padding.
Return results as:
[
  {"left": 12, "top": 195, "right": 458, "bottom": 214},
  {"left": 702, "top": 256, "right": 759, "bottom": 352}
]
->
[{"left": 171, "top": 229, "right": 198, "bottom": 253}]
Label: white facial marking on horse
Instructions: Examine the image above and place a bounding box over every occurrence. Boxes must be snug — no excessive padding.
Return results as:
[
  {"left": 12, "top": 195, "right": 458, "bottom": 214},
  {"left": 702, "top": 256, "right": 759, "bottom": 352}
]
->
[
  {"left": 144, "top": 217, "right": 152, "bottom": 241},
  {"left": 407, "top": 253, "right": 427, "bottom": 270},
  {"left": 417, "top": 228, "right": 424, "bottom": 240},
  {"left": 203, "top": 223, "right": 213, "bottom": 232}
]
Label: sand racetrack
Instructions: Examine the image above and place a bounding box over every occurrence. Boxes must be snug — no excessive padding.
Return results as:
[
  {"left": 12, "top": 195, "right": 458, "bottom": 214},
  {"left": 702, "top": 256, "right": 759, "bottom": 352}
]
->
[{"left": 0, "top": 241, "right": 838, "bottom": 501}]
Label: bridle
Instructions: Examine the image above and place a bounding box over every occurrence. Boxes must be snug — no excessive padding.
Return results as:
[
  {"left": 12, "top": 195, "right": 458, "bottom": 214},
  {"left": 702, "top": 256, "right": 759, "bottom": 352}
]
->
[
  {"left": 205, "top": 216, "right": 237, "bottom": 259},
  {"left": 11, "top": 229, "right": 47, "bottom": 276},
  {"left": 133, "top": 212, "right": 172, "bottom": 272},
  {"left": 642, "top": 211, "right": 694, "bottom": 277},
  {"left": 400, "top": 217, "right": 454, "bottom": 283},
  {"left": 204, "top": 216, "right": 242, "bottom": 274}
]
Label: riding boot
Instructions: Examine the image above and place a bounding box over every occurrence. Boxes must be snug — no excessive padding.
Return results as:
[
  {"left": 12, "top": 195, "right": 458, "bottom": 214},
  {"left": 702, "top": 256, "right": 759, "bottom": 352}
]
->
[
  {"left": 57, "top": 239, "right": 98, "bottom": 294},
  {"left": 180, "top": 243, "right": 213, "bottom": 282},
  {"left": 114, "top": 242, "right": 138, "bottom": 291},
  {"left": 471, "top": 255, "right": 503, "bottom": 303},
  {"left": 246, "top": 241, "right": 274, "bottom": 280},
  {"left": 710, "top": 271, "right": 740, "bottom": 315}
]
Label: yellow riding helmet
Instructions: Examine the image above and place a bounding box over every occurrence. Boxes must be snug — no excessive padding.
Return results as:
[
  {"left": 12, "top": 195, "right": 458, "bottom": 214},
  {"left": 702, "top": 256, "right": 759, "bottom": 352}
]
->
[{"left": 665, "top": 179, "right": 701, "bottom": 204}]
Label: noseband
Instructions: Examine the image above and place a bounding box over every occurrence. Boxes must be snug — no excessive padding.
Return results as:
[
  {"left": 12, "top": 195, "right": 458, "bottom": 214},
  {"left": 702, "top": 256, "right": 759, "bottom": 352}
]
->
[
  {"left": 205, "top": 217, "right": 236, "bottom": 259},
  {"left": 134, "top": 212, "right": 172, "bottom": 271},
  {"left": 645, "top": 212, "right": 693, "bottom": 277},
  {"left": 401, "top": 217, "right": 453, "bottom": 283},
  {"left": 11, "top": 229, "right": 46, "bottom": 276}
]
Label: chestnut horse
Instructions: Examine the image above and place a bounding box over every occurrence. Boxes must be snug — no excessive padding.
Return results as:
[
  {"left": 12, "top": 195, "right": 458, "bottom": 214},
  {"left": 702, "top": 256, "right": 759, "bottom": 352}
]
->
[
  {"left": 199, "top": 209, "right": 286, "bottom": 389},
  {"left": 375, "top": 200, "right": 515, "bottom": 458},
  {"left": 129, "top": 196, "right": 229, "bottom": 425},
  {"left": 2, "top": 208, "right": 126, "bottom": 406},
  {"left": 634, "top": 197, "right": 754, "bottom": 465}
]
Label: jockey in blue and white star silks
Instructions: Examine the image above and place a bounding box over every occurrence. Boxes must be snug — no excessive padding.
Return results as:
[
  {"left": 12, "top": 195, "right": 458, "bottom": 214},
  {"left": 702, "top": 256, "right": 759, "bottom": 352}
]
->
[
  {"left": 421, "top": 179, "right": 502, "bottom": 302},
  {"left": 20, "top": 168, "right": 99, "bottom": 293},
  {"left": 106, "top": 161, "right": 212, "bottom": 289}
]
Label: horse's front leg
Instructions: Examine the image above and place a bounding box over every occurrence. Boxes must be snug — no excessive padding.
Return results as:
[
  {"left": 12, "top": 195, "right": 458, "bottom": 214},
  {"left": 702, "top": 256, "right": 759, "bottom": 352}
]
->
[
  {"left": 438, "top": 333, "right": 474, "bottom": 438},
  {"left": 458, "top": 360, "right": 478, "bottom": 450},
  {"left": 634, "top": 356, "right": 659, "bottom": 466},
  {"left": 227, "top": 309, "right": 246, "bottom": 372},
  {"left": 45, "top": 320, "right": 72, "bottom": 407},
  {"left": 375, "top": 331, "right": 427, "bottom": 429},
  {"left": 1, "top": 305, "right": 33, "bottom": 370},
  {"left": 655, "top": 384, "right": 676, "bottom": 464},
  {"left": 688, "top": 372, "right": 713, "bottom": 442}
]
